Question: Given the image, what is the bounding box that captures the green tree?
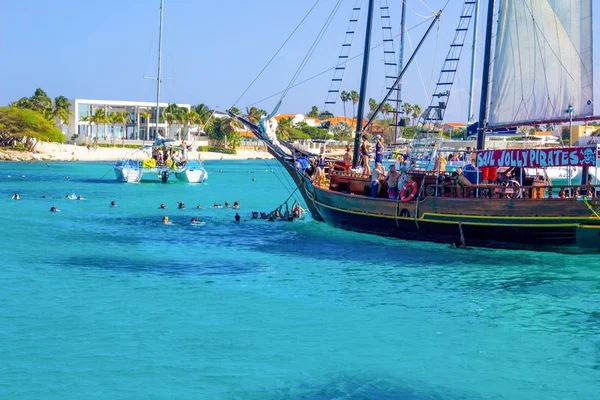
[193,103,212,126]
[113,112,131,146]
[331,121,352,142]
[51,96,73,131]
[229,106,242,116]
[411,104,422,126]
[246,106,266,125]
[307,106,319,118]
[177,107,190,140]
[163,103,180,139]
[140,111,151,142]
[350,90,359,125]
[340,91,350,123]
[0,107,64,149]
[29,88,52,113]
[80,115,91,139]
[402,102,413,125]
[318,110,334,120]
[89,108,108,142]
[367,97,378,119]
[276,117,293,140]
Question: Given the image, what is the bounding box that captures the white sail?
[488,0,593,126]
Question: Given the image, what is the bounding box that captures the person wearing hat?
[374,135,384,169]
[359,135,372,175]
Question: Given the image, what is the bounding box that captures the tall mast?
[352,0,376,169]
[476,0,495,150]
[155,0,164,139]
[394,0,407,145]
[467,0,480,123]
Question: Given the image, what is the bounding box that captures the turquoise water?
[1,161,599,399]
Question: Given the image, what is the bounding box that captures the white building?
[67,99,191,143]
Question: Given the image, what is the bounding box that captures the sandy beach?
[0,142,274,162]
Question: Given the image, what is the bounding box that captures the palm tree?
[193,103,212,127]
[139,111,151,142]
[163,103,180,139]
[188,110,200,140]
[350,90,359,126]
[340,91,350,123]
[246,107,266,125]
[307,106,319,118]
[30,88,52,113]
[112,112,131,146]
[108,113,121,145]
[89,109,108,143]
[411,104,422,126]
[219,117,243,148]
[382,103,394,137]
[276,118,293,140]
[80,115,91,140]
[51,96,73,133]
[402,102,413,125]
[177,107,190,141]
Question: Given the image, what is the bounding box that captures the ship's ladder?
[324,0,364,112]
[407,0,477,169]
[380,0,401,124]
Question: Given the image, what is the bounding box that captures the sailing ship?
[114,0,207,184]
[232,0,600,253]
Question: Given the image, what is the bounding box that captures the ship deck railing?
[427,183,600,200]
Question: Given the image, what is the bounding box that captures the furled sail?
[488,0,593,127]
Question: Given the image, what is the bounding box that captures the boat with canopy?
[231,0,600,252]
[113,0,208,184]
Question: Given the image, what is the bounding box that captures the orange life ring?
[400,181,418,202]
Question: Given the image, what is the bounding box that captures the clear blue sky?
[1,0,598,123]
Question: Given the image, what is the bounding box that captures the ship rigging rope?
[240,18,436,110]
[280,0,345,102]
[230,0,321,109]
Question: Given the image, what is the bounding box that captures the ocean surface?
[0,160,599,400]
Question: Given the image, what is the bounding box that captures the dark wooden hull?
[233,115,600,252]
[299,175,600,253]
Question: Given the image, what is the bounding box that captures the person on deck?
[454,167,473,197]
[315,147,327,186]
[374,135,384,169]
[360,135,372,175]
[370,163,386,197]
[386,164,400,199]
[343,145,352,171]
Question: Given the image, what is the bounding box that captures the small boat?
[114,146,207,184]
[113,0,207,185]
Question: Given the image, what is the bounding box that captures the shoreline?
[0,143,274,162]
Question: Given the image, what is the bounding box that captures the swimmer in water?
[12,193,20,200]
[162,216,171,225]
[225,201,230,208]
[252,211,259,219]
[234,213,241,222]
[252,178,256,182]
[178,201,185,209]
[110,201,116,207]
[42,195,47,199]
[160,203,167,209]
[190,217,205,225]
[50,206,60,212]
[232,201,239,209]
[213,202,222,208]
[76,195,84,200]
[196,204,202,209]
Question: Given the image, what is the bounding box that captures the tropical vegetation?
[0,106,64,149]
[8,88,73,135]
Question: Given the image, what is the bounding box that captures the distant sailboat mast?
[394,0,407,145]
[467,0,479,123]
[155,0,164,140]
